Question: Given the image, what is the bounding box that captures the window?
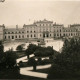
[64,34,65,36]
[19,31,21,33]
[71,33,72,36]
[16,32,17,34]
[40,34,41,37]
[8,36,10,39]
[34,34,36,37]
[50,34,51,36]
[57,34,59,36]
[5,36,6,39]
[12,36,14,39]
[8,32,10,34]
[22,32,24,33]
[15,35,17,38]
[40,24,41,26]
[60,34,61,37]
[31,34,32,37]
[22,35,24,38]
[43,24,44,26]
[12,32,14,34]
[54,34,56,37]
[34,31,35,33]
[27,31,29,33]
[31,31,32,33]
[27,35,29,38]
[19,35,21,38]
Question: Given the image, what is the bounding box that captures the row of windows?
[27,34,36,38]
[54,29,62,32]
[54,34,62,37]
[63,30,77,32]
[38,23,52,26]
[27,31,36,33]
[63,33,79,36]
[5,35,24,39]
[5,31,24,34]
[54,33,79,37]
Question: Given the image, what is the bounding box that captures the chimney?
[16,25,18,29]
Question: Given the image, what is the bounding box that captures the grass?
[0,68,46,80]
[31,68,50,74]
[0,68,21,79]
[16,51,26,58]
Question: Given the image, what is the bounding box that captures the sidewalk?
[20,64,51,79]
[17,56,51,79]
[16,55,34,63]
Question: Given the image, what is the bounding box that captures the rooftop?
[70,24,80,27]
[35,19,53,23]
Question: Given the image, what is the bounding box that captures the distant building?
[0,19,80,41]
[4,25,25,40]
[0,24,5,40]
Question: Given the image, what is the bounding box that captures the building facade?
[0,19,80,41]
[0,24,5,40]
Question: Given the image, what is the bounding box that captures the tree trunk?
[27,55,29,59]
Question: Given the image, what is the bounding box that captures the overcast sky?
[0,0,80,28]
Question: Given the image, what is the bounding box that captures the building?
[0,24,5,40]
[0,19,80,41]
[4,25,25,40]
[23,19,64,39]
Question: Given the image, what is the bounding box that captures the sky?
[0,0,80,28]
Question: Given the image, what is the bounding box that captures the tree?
[16,44,24,51]
[0,41,5,69]
[26,44,39,59]
[5,50,17,68]
[34,46,54,57]
[27,57,37,71]
[0,41,4,53]
[47,38,80,79]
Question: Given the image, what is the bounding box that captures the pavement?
[17,56,51,79]
[20,64,51,79]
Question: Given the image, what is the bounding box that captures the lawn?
[0,68,45,80]
[31,68,50,74]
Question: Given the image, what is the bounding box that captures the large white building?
[0,19,80,41]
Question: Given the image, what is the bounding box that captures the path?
[17,56,51,79]
[20,64,51,79]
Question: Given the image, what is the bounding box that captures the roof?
[5,28,25,32]
[70,24,80,27]
[23,24,37,27]
[53,24,63,26]
[35,19,53,23]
